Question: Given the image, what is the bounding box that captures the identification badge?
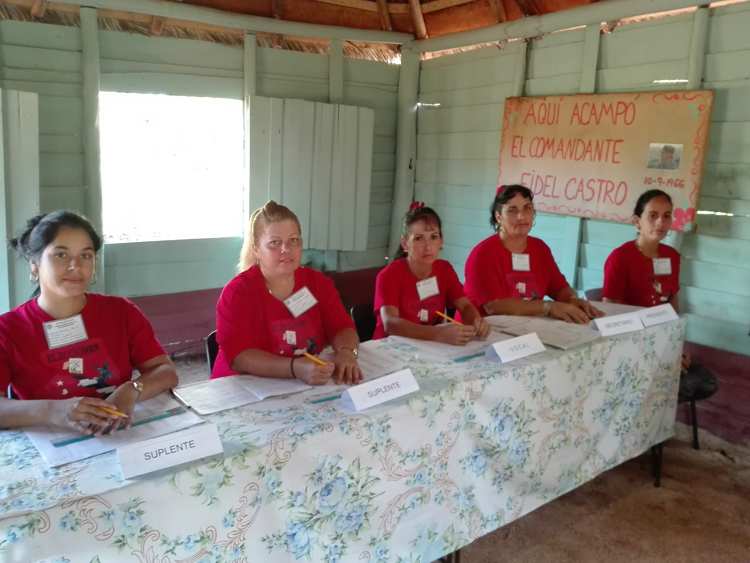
[416,276,440,301]
[283,330,297,346]
[43,314,88,349]
[67,358,84,375]
[653,257,672,276]
[512,253,530,271]
[418,309,429,323]
[515,282,527,296]
[283,287,318,318]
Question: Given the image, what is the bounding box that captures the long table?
[0,319,684,562]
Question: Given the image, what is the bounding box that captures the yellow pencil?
[435,310,462,325]
[96,405,129,419]
[303,352,328,366]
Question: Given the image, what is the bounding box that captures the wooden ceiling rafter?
[487,0,507,22]
[375,0,392,31]
[408,0,428,39]
[29,0,46,17]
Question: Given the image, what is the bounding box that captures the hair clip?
[496,185,506,197]
[409,201,425,212]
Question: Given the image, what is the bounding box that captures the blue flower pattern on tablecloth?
[0,323,685,562]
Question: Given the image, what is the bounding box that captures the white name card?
[487,332,545,363]
[638,303,679,327]
[594,312,644,336]
[118,423,223,479]
[341,368,419,411]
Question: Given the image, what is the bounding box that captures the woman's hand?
[573,298,604,319]
[48,396,124,435]
[473,317,491,339]
[294,357,335,386]
[549,301,591,324]
[105,382,142,431]
[333,349,363,385]
[434,323,477,345]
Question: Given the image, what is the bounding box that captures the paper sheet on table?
[488,316,600,350]
[356,340,407,379]
[589,301,643,316]
[25,394,204,468]
[389,329,512,361]
[174,375,312,414]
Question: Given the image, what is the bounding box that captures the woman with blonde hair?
[212,201,361,385]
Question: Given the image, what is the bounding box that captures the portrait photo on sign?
[646,143,683,170]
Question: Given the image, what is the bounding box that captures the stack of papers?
[389,329,512,362]
[173,340,407,415]
[490,316,600,350]
[173,375,311,415]
[25,394,204,467]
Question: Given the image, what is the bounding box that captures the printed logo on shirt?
[505,272,542,300]
[270,317,322,357]
[41,337,120,397]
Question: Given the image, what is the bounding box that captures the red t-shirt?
[603,240,681,307]
[372,258,465,339]
[0,294,165,400]
[464,235,568,314]
[212,266,354,377]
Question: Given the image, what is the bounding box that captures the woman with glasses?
[0,211,177,431]
[212,200,361,385]
[464,185,602,323]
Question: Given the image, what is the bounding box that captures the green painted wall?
[0,20,397,301]
[416,4,750,356]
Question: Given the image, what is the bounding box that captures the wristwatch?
[337,346,359,358]
[131,379,144,398]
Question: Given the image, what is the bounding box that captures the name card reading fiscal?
[341,368,419,412]
[638,304,679,327]
[594,312,644,336]
[487,332,545,363]
[118,423,223,479]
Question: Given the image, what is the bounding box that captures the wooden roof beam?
[149,15,165,35]
[487,0,508,22]
[408,0,428,39]
[376,0,392,31]
[30,0,47,17]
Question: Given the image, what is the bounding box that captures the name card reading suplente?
[341,368,419,411]
[594,312,644,336]
[118,423,223,479]
[487,332,545,363]
[638,304,679,327]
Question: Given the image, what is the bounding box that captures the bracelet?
[290,356,297,379]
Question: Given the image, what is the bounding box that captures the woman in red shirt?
[464,185,602,323]
[0,211,177,432]
[602,189,717,409]
[603,189,681,308]
[373,203,489,343]
[213,201,361,385]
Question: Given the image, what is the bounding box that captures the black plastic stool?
[678,364,718,450]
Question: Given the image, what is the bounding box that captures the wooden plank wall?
[249,96,374,252]
[416,5,750,356]
[0,20,398,298]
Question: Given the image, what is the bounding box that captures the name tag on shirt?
[416,276,440,301]
[43,314,88,349]
[653,257,672,276]
[512,253,530,272]
[418,309,429,323]
[284,330,297,346]
[284,287,318,318]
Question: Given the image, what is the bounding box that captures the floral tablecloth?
[0,320,684,563]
